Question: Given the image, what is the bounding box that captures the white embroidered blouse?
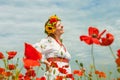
[33,36,71,62]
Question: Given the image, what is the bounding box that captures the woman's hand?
[43,60,51,71]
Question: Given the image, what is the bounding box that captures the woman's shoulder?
[33,37,52,49]
[34,36,55,48]
[40,36,53,44]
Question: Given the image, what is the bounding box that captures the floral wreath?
[45,15,61,35]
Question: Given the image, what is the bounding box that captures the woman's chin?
[61,31,64,34]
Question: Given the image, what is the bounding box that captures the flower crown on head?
[45,15,61,35]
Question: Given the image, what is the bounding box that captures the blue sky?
[0,0,120,74]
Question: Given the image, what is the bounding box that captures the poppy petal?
[73,70,83,76]
[24,43,42,60]
[0,52,4,59]
[117,49,120,58]
[116,58,120,67]
[92,38,100,45]
[80,36,93,45]
[23,58,40,67]
[100,33,114,46]
[89,27,99,36]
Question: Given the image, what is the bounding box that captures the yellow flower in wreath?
[45,25,56,34]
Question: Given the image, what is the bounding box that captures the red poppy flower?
[36,76,46,80]
[25,69,36,77]
[2,71,12,77]
[95,70,99,74]
[58,68,67,74]
[8,64,16,70]
[95,70,106,78]
[73,70,83,76]
[24,75,30,80]
[7,51,17,60]
[99,72,106,78]
[0,52,4,59]
[56,76,64,80]
[23,58,40,67]
[116,58,120,67]
[80,27,106,45]
[0,67,5,74]
[18,73,24,79]
[24,43,42,60]
[117,49,120,58]
[100,33,114,46]
[24,65,31,70]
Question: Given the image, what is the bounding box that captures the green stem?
[108,46,116,59]
[91,44,96,71]
[2,58,7,69]
[108,72,112,80]
[91,45,99,80]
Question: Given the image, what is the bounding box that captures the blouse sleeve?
[33,38,53,62]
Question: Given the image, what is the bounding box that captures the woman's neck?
[51,35,62,44]
[55,35,61,41]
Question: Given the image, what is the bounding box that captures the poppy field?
[0,26,120,80]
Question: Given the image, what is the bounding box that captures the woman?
[34,15,73,80]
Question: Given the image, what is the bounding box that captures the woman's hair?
[44,20,50,35]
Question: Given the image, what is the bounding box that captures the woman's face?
[54,21,64,36]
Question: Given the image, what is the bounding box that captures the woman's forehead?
[56,21,61,26]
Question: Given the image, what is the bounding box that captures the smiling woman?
[33,15,73,80]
